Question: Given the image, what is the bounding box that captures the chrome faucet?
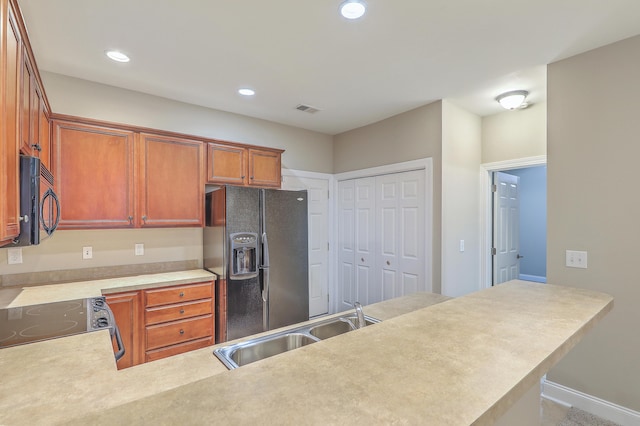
[354,302,366,329]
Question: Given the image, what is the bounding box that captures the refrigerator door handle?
[261,232,270,330]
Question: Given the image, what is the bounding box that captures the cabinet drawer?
[146,314,213,350]
[145,282,213,307]
[145,299,213,325]
[145,337,213,362]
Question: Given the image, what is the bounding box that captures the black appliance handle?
[112,323,126,361]
[40,188,60,236]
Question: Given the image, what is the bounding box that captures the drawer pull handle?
[180,309,185,314]
[179,292,184,297]
[179,329,185,335]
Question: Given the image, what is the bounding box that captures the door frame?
[479,155,546,289]
[334,158,433,314]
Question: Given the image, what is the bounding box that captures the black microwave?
[14,156,60,246]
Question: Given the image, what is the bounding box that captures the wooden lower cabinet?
[104,291,144,370]
[143,281,215,362]
[105,281,215,369]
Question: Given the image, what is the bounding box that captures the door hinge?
[491,247,497,256]
[491,184,497,193]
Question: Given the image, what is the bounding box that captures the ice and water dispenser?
[229,232,258,279]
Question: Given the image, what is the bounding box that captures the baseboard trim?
[541,378,640,425]
[518,274,546,283]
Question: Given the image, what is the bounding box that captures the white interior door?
[338,170,426,308]
[493,171,520,284]
[354,177,376,306]
[338,180,356,311]
[376,171,425,300]
[281,174,330,317]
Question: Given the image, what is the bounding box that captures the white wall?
[441,100,482,297]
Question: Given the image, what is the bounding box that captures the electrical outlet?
[135,243,144,256]
[7,248,23,264]
[82,246,93,260]
[566,250,588,269]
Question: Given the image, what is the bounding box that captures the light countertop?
[0,280,612,425]
[0,269,216,308]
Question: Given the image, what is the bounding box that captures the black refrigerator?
[204,186,309,342]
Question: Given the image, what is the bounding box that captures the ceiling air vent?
[295,104,320,114]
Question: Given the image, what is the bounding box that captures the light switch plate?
[566,250,588,268]
[135,243,144,256]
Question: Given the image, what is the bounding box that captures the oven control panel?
[87,297,115,331]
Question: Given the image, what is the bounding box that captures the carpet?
[559,407,621,426]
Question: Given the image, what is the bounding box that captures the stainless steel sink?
[214,314,380,369]
[308,316,378,340]
[229,333,318,367]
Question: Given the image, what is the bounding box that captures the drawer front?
[145,299,213,325]
[145,337,213,363]
[145,281,213,307]
[146,314,213,350]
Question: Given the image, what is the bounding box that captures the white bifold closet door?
[338,170,425,311]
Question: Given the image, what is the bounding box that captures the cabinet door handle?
[31,144,42,152]
[179,329,185,335]
[179,292,185,297]
[361,258,364,262]
[141,215,147,223]
[250,176,254,180]
[241,175,246,179]
[127,216,133,225]
[180,309,185,314]
[386,260,390,266]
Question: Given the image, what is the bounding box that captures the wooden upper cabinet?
[53,120,136,229]
[19,46,33,155]
[206,143,247,185]
[207,143,282,188]
[247,148,282,188]
[137,133,204,227]
[37,90,51,172]
[0,0,22,245]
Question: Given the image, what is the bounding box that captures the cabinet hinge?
[491,247,497,256]
[491,184,497,193]
[327,242,329,251]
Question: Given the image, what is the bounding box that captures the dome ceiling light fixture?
[496,90,529,110]
[340,0,366,20]
[105,50,130,63]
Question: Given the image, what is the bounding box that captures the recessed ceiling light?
[340,0,366,20]
[105,50,130,63]
[238,88,256,96]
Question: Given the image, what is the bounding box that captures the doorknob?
[517,254,524,259]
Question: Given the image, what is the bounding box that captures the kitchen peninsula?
[0,280,611,425]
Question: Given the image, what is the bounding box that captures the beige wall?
[41,72,334,174]
[546,35,640,411]
[0,73,334,281]
[441,101,482,297]
[0,228,202,276]
[333,102,443,292]
[482,101,547,163]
